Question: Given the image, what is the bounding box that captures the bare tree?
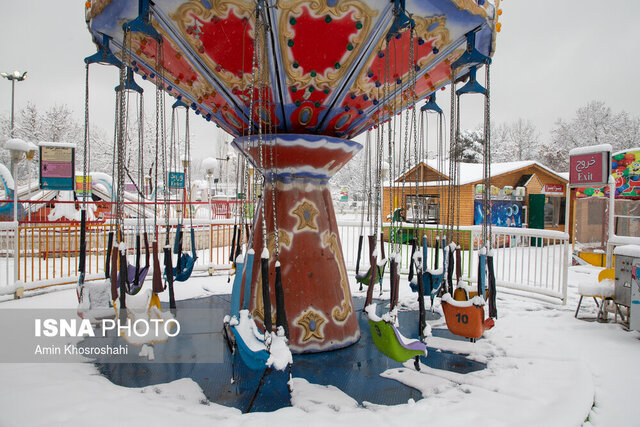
[491,119,539,162]
[538,101,640,171]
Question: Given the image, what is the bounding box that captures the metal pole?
[12,160,19,286]
[606,177,615,268]
[10,79,15,137]
[28,162,31,222]
[564,183,571,235]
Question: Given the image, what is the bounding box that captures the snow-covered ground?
[0,265,638,426]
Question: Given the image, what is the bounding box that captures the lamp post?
[1,70,28,138]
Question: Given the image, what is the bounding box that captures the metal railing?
[338,221,473,277]
[0,218,240,296]
[0,216,569,303]
[337,222,569,303]
[0,199,246,224]
[466,226,570,303]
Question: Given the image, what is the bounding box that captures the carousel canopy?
[86,0,498,139]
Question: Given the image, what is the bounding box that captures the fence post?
[13,222,23,298]
[562,239,569,305]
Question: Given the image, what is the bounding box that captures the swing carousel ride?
[85,0,500,362]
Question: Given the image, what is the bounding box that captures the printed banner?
[474,200,523,228]
[75,176,92,196]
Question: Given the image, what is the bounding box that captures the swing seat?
[356,262,387,286]
[365,305,426,362]
[172,253,197,282]
[453,286,488,301]
[77,279,116,322]
[440,293,494,340]
[229,310,271,371]
[409,269,444,297]
[118,264,150,294]
[167,227,198,282]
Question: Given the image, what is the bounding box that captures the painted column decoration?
[233,134,361,353]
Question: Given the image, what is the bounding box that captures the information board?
[40,146,74,191]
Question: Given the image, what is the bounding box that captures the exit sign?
[569,147,611,187]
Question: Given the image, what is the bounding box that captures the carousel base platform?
[93,295,485,412]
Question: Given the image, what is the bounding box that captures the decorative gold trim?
[278,0,378,88]
[124,30,218,103]
[290,199,320,231]
[352,14,450,100]
[322,231,353,324]
[295,308,327,342]
[384,48,464,114]
[298,106,314,126]
[170,0,266,91]
[87,0,112,20]
[450,0,489,18]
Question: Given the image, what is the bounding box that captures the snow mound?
[290,378,359,413]
[140,378,208,404]
[578,278,614,298]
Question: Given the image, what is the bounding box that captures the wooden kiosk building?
[383,160,570,233]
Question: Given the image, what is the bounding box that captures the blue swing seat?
[165,225,198,282]
[227,250,270,371]
[410,237,448,304]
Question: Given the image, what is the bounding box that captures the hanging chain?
[139,93,146,231]
[484,64,492,250]
[387,39,396,255]
[360,130,370,235]
[83,64,90,213]
[447,74,456,243]
[455,94,461,238]
[154,39,161,240]
[254,8,268,253]
[185,108,193,229]
[115,29,130,243]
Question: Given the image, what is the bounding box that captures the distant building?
[383,159,570,234]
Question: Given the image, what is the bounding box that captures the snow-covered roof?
[4,138,37,152]
[38,141,76,148]
[389,159,566,187]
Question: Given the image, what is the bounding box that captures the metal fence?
[337,222,569,303]
[0,218,569,303]
[0,219,239,296]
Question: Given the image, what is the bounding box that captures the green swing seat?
[366,306,427,362]
[356,233,387,287]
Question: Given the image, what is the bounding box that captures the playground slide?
[90,185,157,219]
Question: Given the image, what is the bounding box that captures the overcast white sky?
[1,1,639,159]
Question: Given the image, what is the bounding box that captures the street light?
[0,70,28,137]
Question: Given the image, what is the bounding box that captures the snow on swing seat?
[365,304,427,363]
[440,293,493,340]
[77,278,115,323]
[230,310,292,372]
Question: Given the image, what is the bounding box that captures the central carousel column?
[232,134,361,353]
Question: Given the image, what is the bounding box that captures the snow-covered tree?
[490,119,540,163]
[455,128,483,163]
[538,101,640,171]
[42,104,82,144]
